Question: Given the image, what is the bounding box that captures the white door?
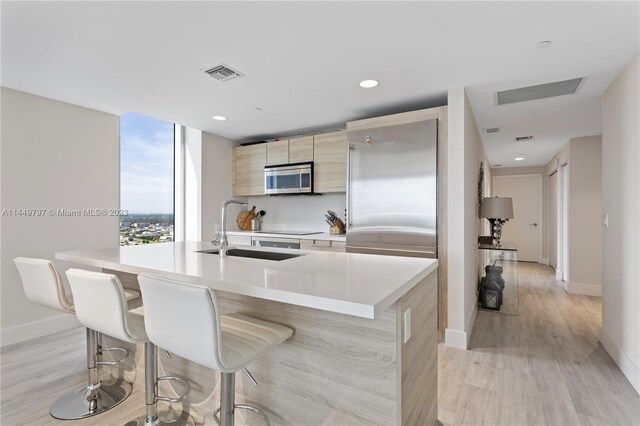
[549,172,558,269]
[561,164,570,282]
[493,174,542,262]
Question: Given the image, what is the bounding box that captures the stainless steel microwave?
[264,162,313,195]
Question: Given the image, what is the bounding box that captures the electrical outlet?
[403,309,412,343]
[604,214,609,228]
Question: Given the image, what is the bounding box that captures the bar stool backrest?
[14,257,74,313]
[138,274,225,372]
[66,268,138,343]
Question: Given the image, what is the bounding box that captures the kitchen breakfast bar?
[56,241,438,426]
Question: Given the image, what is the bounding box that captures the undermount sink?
[197,248,303,261]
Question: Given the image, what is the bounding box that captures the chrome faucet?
[217,199,248,258]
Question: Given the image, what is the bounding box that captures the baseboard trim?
[566,281,602,297]
[0,314,80,348]
[444,304,478,350]
[600,326,640,394]
[541,257,549,265]
[444,328,467,349]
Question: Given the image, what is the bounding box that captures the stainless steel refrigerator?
[346,119,438,258]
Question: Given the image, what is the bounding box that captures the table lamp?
[480,197,514,246]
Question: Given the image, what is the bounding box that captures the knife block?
[329,226,345,235]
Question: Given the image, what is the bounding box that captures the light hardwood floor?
[2,263,638,426]
[439,262,639,426]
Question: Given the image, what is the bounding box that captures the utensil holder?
[251,219,261,231]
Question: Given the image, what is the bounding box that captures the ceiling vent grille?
[203,64,242,82]
[485,127,500,134]
[514,136,534,142]
[496,77,584,105]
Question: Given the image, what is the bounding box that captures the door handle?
[530,223,538,227]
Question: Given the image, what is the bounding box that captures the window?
[119,113,174,245]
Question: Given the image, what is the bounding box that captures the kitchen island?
[56,241,438,425]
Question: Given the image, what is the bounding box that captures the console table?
[478,242,518,315]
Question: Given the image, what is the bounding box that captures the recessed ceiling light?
[536,40,552,48]
[253,107,262,111]
[515,157,525,161]
[212,115,227,121]
[359,79,379,88]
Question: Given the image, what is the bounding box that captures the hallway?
[439,262,639,425]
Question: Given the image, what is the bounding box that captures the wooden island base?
[102,268,438,426]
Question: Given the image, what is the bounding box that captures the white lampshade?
[481,197,514,219]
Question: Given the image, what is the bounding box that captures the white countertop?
[56,241,437,319]
[226,230,346,242]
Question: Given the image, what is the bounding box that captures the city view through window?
[119,113,174,245]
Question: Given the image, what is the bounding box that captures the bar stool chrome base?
[124,409,196,426]
[213,404,270,426]
[50,328,133,420]
[125,343,193,426]
[213,372,270,426]
[50,380,132,420]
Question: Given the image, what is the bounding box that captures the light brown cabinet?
[233,132,347,196]
[233,144,266,196]
[288,136,314,163]
[313,131,347,193]
[266,140,289,165]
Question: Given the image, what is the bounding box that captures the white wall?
[179,126,239,242]
[1,87,119,345]
[246,194,346,232]
[445,87,490,350]
[202,131,238,239]
[600,53,639,393]
[184,127,203,241]
[568,136,602,295]
[546,136,603,296]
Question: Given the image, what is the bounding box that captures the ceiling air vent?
[203,64,243,82]
[514,136,534,142]
[496,77,584,105]
[485,127,500,134]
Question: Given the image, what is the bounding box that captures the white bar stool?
[137,274,293,426]
[65,268,190,426]
[13,257,138,419]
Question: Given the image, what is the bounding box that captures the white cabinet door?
[227,236,252,246]
[300,239,346,252]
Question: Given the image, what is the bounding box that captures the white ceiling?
[2,2,638,167]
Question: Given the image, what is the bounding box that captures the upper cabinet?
[266,136,313,165]
[234,144,266,196]
[313,131,347,193]
[232,132,347,196]
[289,136,314,163]
[266,140,289,165]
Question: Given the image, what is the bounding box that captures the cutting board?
[236,206,257,230]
